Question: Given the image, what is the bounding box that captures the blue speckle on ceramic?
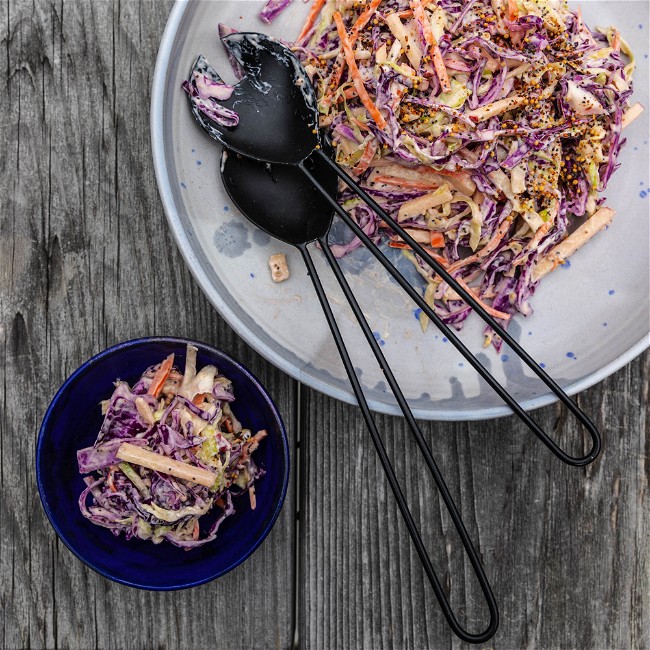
[36,337,290,591]
[213,221,251,258]
[252,229,271,246]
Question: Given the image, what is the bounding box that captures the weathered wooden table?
[1,2,648,648]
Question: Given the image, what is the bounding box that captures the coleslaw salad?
[77,344,267,549]
[276,0,645,348]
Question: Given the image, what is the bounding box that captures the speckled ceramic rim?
[150,0,649,422]
[36,335,290,590]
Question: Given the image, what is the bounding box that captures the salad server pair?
[185,31,601,643]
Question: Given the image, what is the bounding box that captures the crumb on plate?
[269,253,289,283]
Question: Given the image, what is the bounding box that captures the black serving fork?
[185,31,601,468]
[182,32,604,644]
[221,150,499,643]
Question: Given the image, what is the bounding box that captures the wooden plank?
[300,353,649,648]
[0,2,295,649]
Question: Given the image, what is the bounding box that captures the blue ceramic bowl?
[36,337,289,590]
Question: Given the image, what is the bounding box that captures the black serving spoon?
[186,32,601,468]
[221,150,499,643]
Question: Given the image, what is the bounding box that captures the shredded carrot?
[327,78,361,108]
[430,231,445,248]
[354,140,378,174]
[507,0,518,21]
[147,353,174,399]
[428,251,448,266]
[328,85,359,108]
[430,44,451,93]
[611,28,620,52]
[296,0,328,44]
[389,241,415,250]
[410,0,451,92]
[448,254,477,274]
[325,0,383,107]
[249,486,257,510]
[107,467,117,493]
[453,276,511,320]
[240,430,269,462]
[334,12,387,129]
[350,0,383,41]
[332,86,360,104]
[447,216,513,274]
[396,0,432,18]
[321,62,345,108]
[389,241,447,260]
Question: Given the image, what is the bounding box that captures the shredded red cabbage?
[294,0,641,348]
[77,345,267,549]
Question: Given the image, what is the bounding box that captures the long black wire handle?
[299,242,499,644]
[302,154,601,467]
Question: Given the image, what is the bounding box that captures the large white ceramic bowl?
[151,0,650,420]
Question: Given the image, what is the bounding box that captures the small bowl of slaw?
[36,336,290,590]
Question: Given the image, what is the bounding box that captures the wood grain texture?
[300,351,649,649]
[0,2,295,649]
